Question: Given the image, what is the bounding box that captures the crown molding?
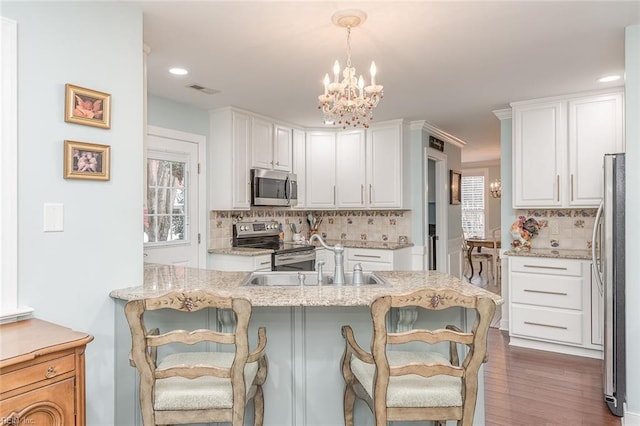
[492,108,512,120]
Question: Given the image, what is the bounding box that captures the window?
[144,154,188,244]
[461,170,487,239]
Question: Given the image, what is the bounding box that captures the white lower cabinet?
[345,247,413,272]
[209,253,272,272]
[508,256,602,358]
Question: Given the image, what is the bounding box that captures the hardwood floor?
[484,329,621,426]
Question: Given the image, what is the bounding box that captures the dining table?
[465,238,501,278]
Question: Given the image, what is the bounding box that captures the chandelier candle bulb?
[334,60,340,83]
[370,61,376,85]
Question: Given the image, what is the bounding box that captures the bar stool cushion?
[154,352,260,410]
[350,350,462,408]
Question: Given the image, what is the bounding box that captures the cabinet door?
[233,111,252,209]
[251,117,274,170]
[568,92,624,206]
[306,132,336,208]
[512,101,565,207]
[367,123,403,208]
[336,130,366,208]
[274,125,293,172]
[0,378,75,426]
[292,129,306,208]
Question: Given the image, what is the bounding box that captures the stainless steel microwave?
[251,168,298,207]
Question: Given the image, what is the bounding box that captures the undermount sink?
[240,271,387,287]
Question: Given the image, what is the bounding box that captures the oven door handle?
[274,251,316,266]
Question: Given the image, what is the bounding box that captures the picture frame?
[450,169,461,205]
[64,84,111,129]
[63,140,111,181]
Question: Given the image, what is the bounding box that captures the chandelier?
[490,179,502,198]
[318,10,383,129]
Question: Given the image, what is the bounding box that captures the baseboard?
[509,336,603,359]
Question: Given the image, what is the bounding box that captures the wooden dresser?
[0,319,93,426]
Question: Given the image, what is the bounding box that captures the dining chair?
[340,288,496,426]
[125,290,268,426]
[462,236,494,281]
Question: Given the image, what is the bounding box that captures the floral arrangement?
[509,216,542,248]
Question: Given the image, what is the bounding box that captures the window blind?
[461,175,485,239]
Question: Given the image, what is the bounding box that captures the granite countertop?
[109,263,502,307]
[208,240,414,255]
[504,248,591,260]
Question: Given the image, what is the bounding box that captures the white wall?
[624,24,640,422]
[2,3,143,425]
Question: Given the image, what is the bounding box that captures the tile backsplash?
[209,209,412,249]
[512,209,597,250]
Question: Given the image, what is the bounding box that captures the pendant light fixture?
[317,9,383,129]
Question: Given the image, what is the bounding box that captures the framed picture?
[64,84,111,129]
[450,170,461,205]
[64,140,111,181]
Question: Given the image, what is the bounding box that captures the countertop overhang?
[503,248,591,260]
[109,263,502,307]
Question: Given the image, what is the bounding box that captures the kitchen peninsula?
[110,263,501,425]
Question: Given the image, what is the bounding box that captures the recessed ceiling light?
[598,75,621,83]
[169,67,188,76]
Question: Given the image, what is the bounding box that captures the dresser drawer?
[0,354,75,394]
[511,273,583,309]
[511,305,583,345]
[510,257,583,276]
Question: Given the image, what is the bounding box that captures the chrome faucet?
[309,234,345,285]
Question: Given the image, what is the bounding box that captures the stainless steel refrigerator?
[592,153,625,417]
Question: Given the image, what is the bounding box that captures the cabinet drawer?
[511,305,583,345]
[347,248,393,264]
[511,274,582,309]
[510,257,583,276]
[1,354,75,394]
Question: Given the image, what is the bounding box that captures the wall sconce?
[490,179,501,198]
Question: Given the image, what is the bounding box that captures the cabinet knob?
[45,366,57,378]
[276,161,280,166]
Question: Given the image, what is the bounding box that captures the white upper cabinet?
[336,130,366,208]
[512,100,565,207]
[305,131,336,208]
[366,122,405,208]
[210,108,252,210]
[512,90,624,208]
[251,118,293,172]
[251,117,274,170]
[274,124,293,171]
[305,121,407,210]
[292,129,306,208]
[568,92,624,206]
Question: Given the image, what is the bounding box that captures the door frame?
[424,147,448,273]
[147,125,207,268]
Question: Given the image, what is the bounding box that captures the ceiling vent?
[187,84,219,95]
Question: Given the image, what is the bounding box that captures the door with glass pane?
[144,135,199,267]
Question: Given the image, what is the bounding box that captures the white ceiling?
[135,1,639,163]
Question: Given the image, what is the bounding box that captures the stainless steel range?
[233,220,316,271]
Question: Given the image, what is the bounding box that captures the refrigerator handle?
[592,201,604,295]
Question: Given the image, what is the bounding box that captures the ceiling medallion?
[317,9,383,129]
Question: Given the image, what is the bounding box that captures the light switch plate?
[44,203,64,232]
[550,221,560,235]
